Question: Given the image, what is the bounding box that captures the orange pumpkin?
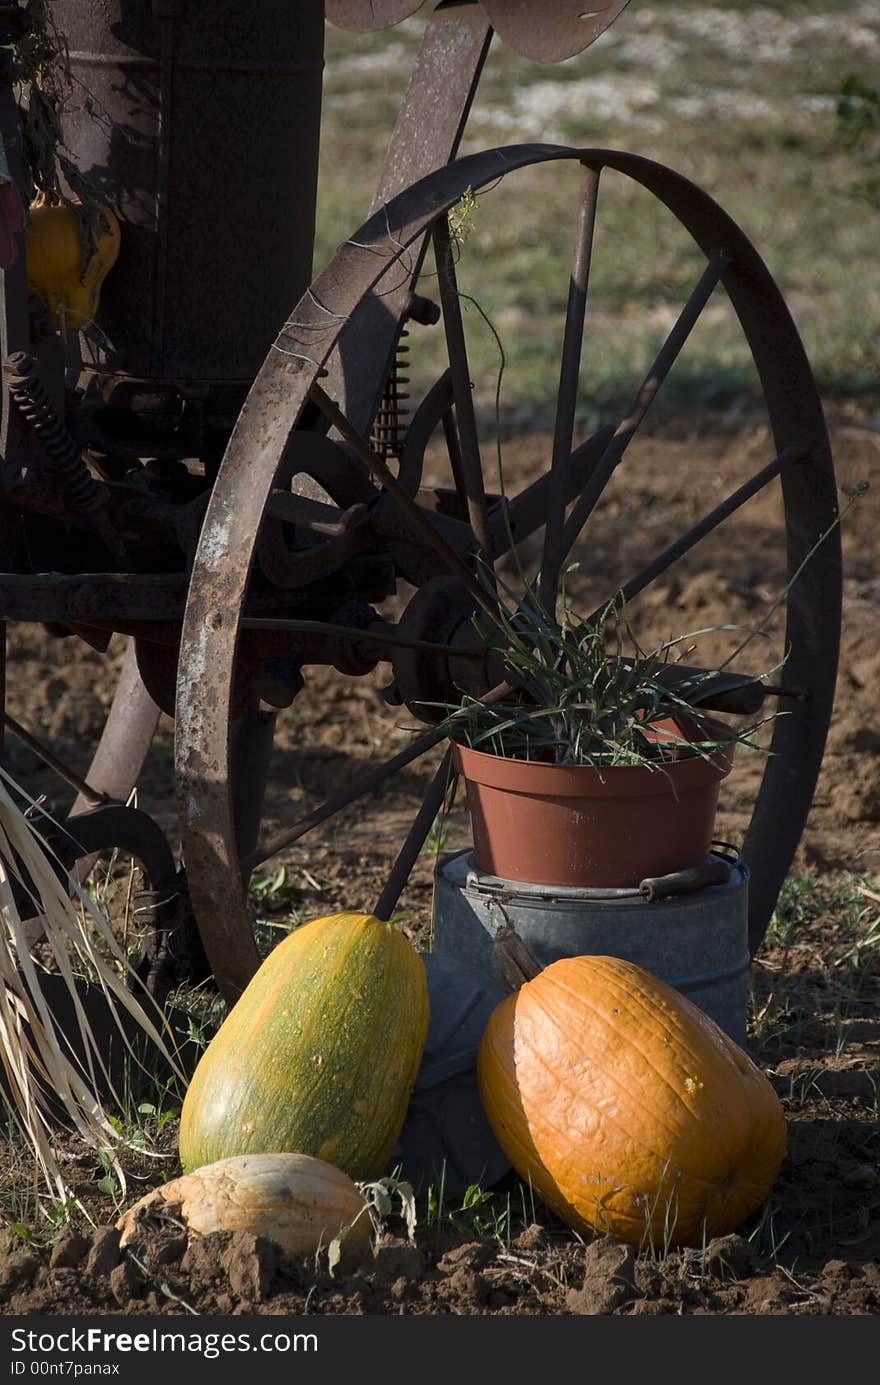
[477,954,786,1248]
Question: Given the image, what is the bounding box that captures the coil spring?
[370,328,410,464]
[5,350,104,512]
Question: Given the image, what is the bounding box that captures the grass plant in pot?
[445,573,775,891]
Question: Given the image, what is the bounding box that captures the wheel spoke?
[432,216,494,569]
[584,446,800,624]
[244,680,513,874]
[243,725,448,874]
[488,425,615,558]
[3,713,109,807]
[539,162,601,608]
[374,748,454,921]
[561,251,730,557]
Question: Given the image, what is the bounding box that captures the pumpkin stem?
[491,924,544,993]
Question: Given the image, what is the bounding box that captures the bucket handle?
[639,853,732,902]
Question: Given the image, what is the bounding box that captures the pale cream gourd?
[116,1152,374,1259]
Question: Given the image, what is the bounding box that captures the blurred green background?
[315,0,879,429]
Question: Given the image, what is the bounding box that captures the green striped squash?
[178,912,429,1179]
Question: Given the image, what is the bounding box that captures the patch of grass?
[4,1196,79,1254]
[764,867,879,965]
[749,867,879,1052]
[246,864,306,958]
[423,1170,540,1246]
[318,3,880,427]
[163,979,226,1054]
[248,863,300,913]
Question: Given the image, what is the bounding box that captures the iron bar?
[71,641,161,819]
[244,681,512,875]
[561,251,730,556]
[539,162,601,609]
[319,3,493,436]
[239,616,484,662]
[589,446,801,622]
[0,573,187,624]
[487,425,615,557]
[3,712,109,806]
[374,748,454,922]
[432,216,494,570]
[309,382,504,630]
[441,404,467,503]
[397,370,455,496]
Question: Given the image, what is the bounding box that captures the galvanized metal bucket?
[392,953,511,1197]
[432,847,751,1047]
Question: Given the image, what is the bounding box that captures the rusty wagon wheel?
[174,145,841,1005]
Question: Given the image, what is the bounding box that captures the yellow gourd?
[178,912,430,1181]
[24,200,121,331]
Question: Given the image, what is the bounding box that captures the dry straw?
[0,769,184,1209]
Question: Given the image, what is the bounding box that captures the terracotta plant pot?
[452,720,735,889]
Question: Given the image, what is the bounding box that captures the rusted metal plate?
[326,1,425,30]
[326,1,631,60]
[54,0,324,401]
[482,1,631,61]
[318,3,492,439]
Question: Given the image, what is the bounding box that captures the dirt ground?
[1,400,878,1317]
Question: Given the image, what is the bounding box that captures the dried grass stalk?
[0,769,185,1207]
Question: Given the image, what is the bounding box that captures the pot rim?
[451,734,734,799]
